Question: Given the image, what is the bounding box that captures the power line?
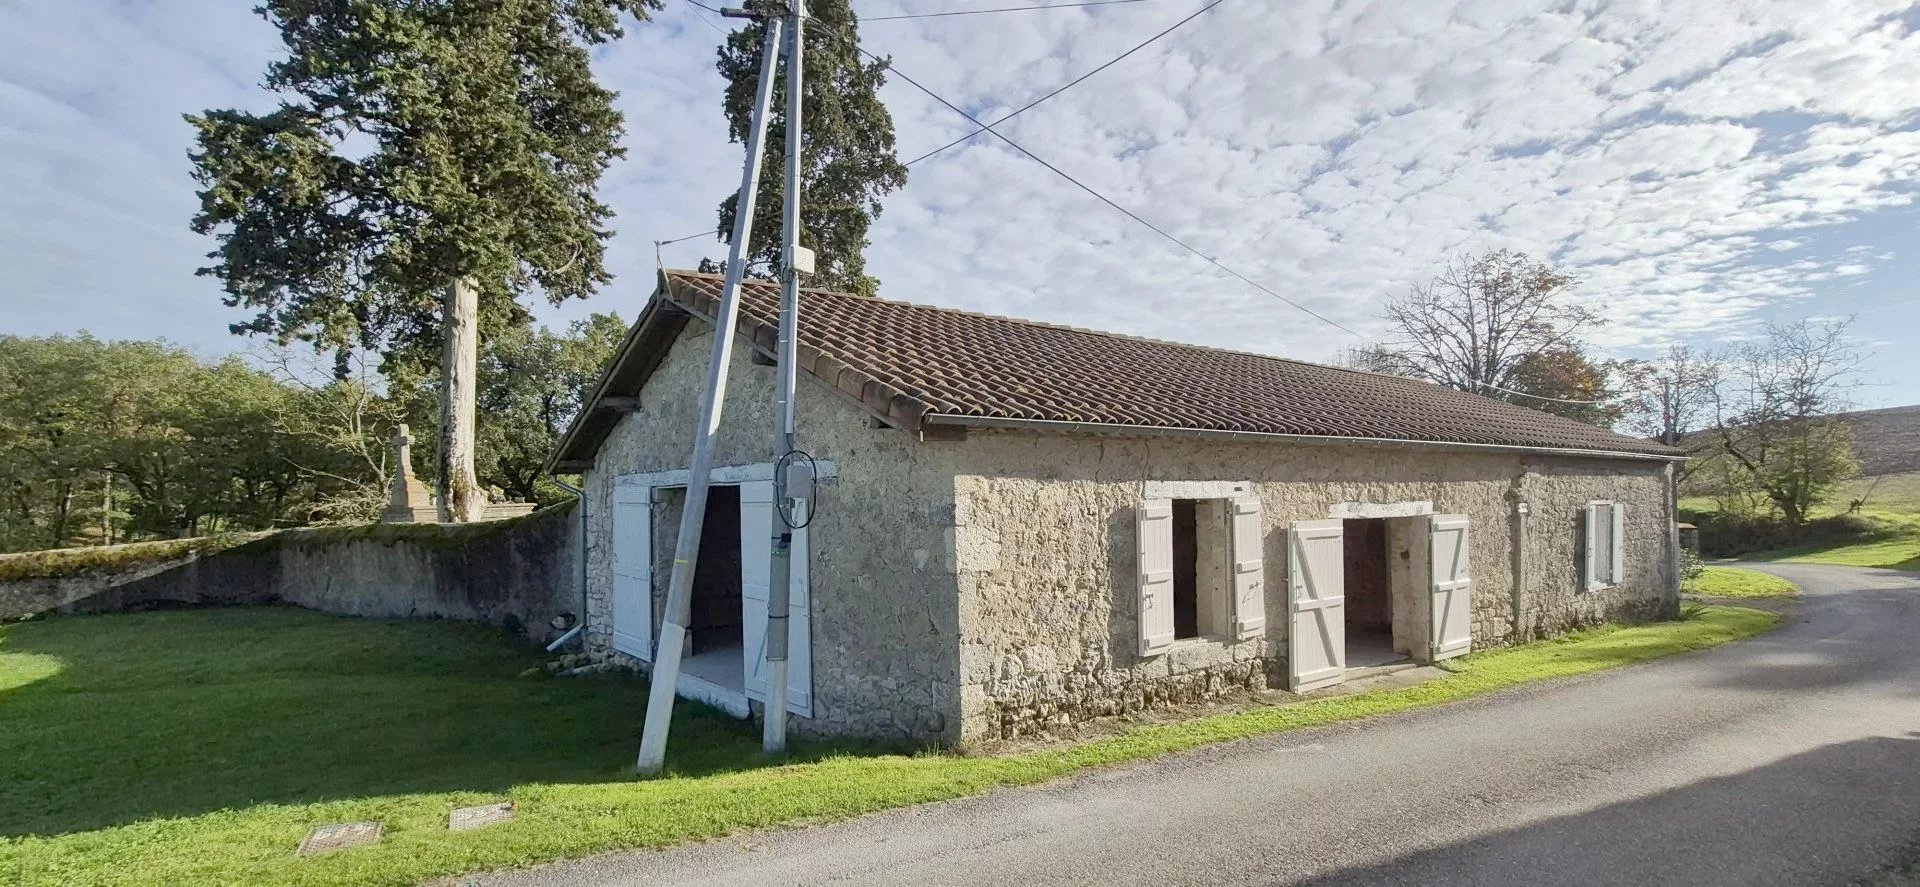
[656,228,715,247]
[904,0,1224,166]
[866,1,1153,21]
[844,37,1364,338]
[683,0,1359,339]
[1475,380,1611,405]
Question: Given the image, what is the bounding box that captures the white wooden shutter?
[1137,499,1176,656]
[1229,497,1266,640]
[611,486,653,661]
[1583,503,1602,591]
[1287,519,1346,692]
[1428,514,1473,661]
[740,480,812,716]
[1610,502,1627,591]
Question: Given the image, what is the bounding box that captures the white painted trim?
[615,460,838,489]
[1330,500,1433,519]
[676,672,750,719]
[1141,480,1252,500]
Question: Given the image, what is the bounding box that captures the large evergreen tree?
[186,0,656,520]
[713,0,906,296]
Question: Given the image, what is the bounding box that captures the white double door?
[1286,514,1474,692]
[610,478,813,717]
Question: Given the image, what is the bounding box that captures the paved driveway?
[467,563,1920,887]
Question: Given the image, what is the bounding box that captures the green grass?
[1761,535,1920,571]
[1686,566,1800,599]
[0,605,1779,887]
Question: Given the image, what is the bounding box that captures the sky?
[2,0,1917,408]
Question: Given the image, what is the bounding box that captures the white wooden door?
[1229,498,1266,640]
[740,480,813,716]
[1288,519,1346,691]
[611,486,653,661]
[1428,513,1473,661]
[1136,499,1176,657]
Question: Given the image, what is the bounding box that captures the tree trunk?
[438,277,486,523]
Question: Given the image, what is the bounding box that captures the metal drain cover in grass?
[298,821,382,856]
[449,802,517,831]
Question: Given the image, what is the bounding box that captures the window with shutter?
[1137,500,1176,656]
[1584,501,1623,591]
[1229,498,1265,640]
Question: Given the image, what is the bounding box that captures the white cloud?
[2,0,1919,382]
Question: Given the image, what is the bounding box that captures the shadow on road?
[1306,733,1920,887]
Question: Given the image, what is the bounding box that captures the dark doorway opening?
[687,485,743,660]
[1172,498,1200,639]
[1343,517,1403,667]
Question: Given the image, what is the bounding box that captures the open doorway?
[1342,518,1401,667]
[1342,516,1429,669]
[658,485,745,693]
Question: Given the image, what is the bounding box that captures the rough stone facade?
[580,314,1678,748]
[945,432,1677,743]
[581,323,965,744]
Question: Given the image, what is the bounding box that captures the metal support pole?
[635,17,785,776]
[763,0,805,756]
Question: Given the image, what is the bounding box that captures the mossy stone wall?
[0,505,581,644]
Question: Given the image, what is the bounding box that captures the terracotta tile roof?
[548,270,1679,470]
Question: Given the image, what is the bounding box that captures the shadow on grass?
[0,606,881,839]
[1308,734,1920,886]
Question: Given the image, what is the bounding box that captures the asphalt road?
[467,563,1920,887]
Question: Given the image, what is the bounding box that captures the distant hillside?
[1843,405,1920,476]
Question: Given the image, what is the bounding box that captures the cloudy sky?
[3,0,1917,407]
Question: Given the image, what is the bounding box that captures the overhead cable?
[905,0,1225,165]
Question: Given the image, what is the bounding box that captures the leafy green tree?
[394,313,624,504]
[1706,319,1864,525]
[1503,347,1628,427]
[713,0,907,295]
[186,0,657,521]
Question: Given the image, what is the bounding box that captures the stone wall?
[582,319,965,744]
[945,431,1677,742]
[0,507,583,645]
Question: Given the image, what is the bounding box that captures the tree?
[712,0,907,296]
[1620,344,1721,447]
[1705,319,1864,525]
[1502,347,1627,427]
[393,313,624,505]
[1366,250,1608,419]
[0,335,375,551]
[253,345,405,524]
[186,0,657,521]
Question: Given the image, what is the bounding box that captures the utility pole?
[763,0,807,755]
[635,11,785,777]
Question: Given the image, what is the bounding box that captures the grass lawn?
[1683,472,1920,571]
[1,604,1778,887]
[1686,565,1800,599]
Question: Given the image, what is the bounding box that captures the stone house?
[548,269,1683,746]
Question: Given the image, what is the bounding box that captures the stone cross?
[391,424,413,467]
[384,423,433,521]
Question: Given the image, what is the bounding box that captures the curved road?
[469,564,1920,887]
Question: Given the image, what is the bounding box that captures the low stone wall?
[0,504,582,645]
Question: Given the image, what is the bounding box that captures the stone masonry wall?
[947,431,1676,742]
[0,507,581,645]
[581,318,965,744]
